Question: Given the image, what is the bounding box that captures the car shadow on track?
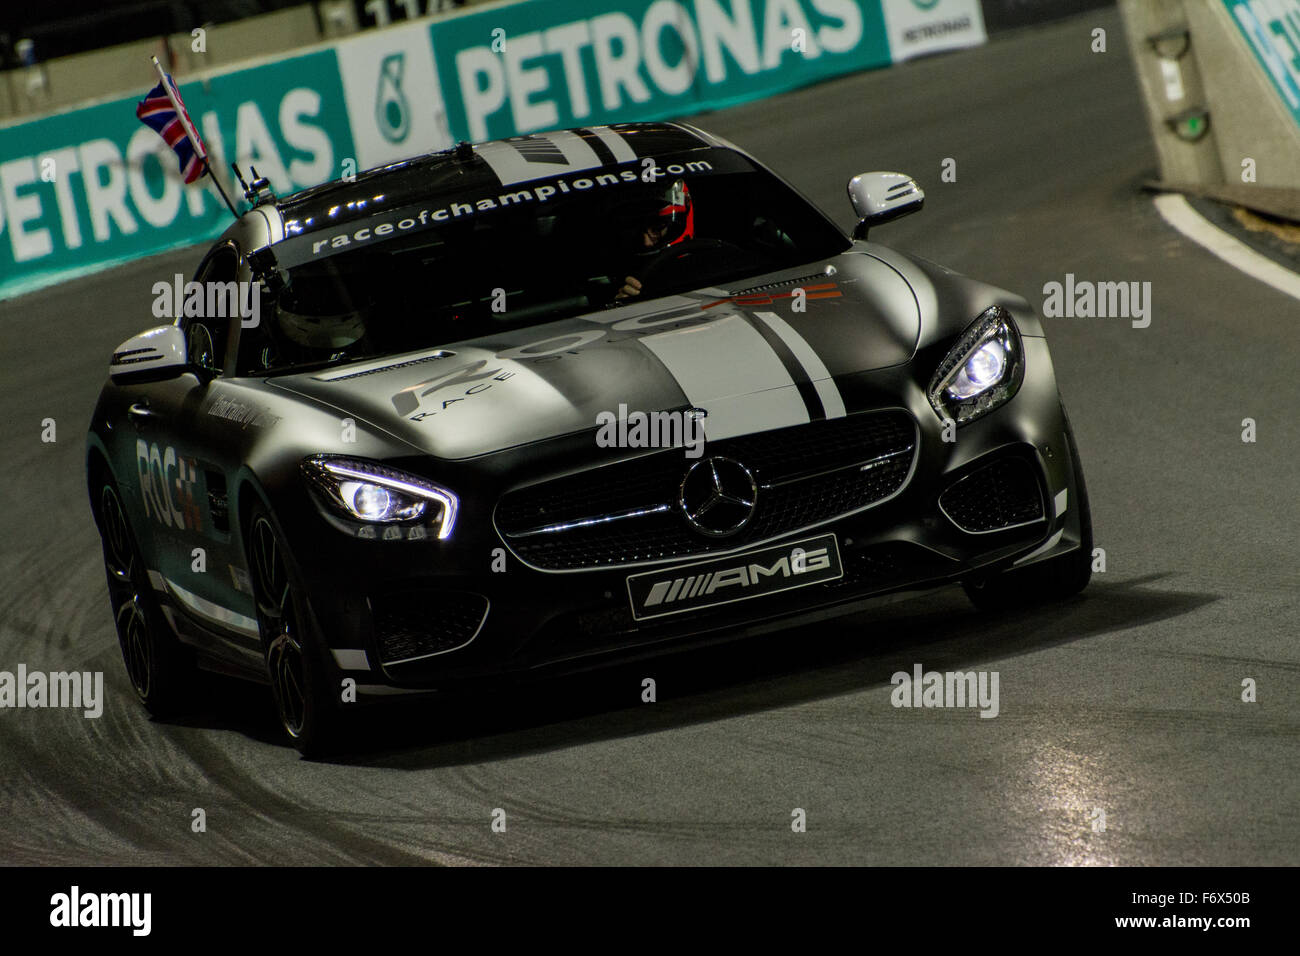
[154,573,1215,763]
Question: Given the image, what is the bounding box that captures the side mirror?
[109,325,188,383]
[847,172,925,239]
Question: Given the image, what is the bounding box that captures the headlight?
[302,456,458,539]
[927,306,1024,425]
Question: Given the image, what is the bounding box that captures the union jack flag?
[135,70,207,184]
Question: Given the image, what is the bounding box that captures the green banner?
[430,0,890,142]
[0,50,353,300]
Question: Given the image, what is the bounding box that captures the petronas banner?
[429,0,893,142]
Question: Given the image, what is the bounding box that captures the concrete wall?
[1119,0,1300,193]
[1184,0,1300,190]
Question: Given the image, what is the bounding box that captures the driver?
[266,274,371,368]
[613,178,694,301]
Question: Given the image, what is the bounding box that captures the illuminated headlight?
[927,306,1024,425]
[302,457,458,539]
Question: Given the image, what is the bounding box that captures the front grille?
[370,591,488,664]
[938,457,1044,534]
[496,411,917,571]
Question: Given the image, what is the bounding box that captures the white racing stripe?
[163,577,260,637]
[357,684,438,697]
[1154,194,1300,302]
[641,314,810,440]
[331,649,372,671]
[586,125,638,163]
[752,310,847,418]
[1014,529,1064,566]
[475,130,602,186]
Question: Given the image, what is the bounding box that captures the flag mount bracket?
[232,163,275,207]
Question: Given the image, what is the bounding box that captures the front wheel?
[96,478,196,716]
[963,407,1093,611]
[246,504,344,757]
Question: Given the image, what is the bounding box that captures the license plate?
[626,533,842,621]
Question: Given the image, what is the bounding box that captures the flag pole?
[149,55,238,219]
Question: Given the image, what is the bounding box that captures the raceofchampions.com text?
[306,161,713,257]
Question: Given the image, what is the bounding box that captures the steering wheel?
[630,238,743,296]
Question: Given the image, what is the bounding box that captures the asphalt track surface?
[1,8,1297,866]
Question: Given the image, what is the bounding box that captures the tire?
[246,502,343,757]
[962,407,1093,611]
[95,476,196,717]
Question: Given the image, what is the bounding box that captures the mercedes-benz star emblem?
[679,456,758,537]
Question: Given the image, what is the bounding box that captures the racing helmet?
[276,305,366,350]
[273,272,369,351]
[617,178,694,254]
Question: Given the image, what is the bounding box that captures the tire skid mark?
[169,729,465,865]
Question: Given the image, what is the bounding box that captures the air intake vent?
[939,458,1045,534]
[317,350,455,381]
[370,590,488,664]
[733,270,832,296]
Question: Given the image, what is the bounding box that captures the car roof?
[270,122,734,241]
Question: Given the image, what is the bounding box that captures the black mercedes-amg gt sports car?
[87,122,1091,754]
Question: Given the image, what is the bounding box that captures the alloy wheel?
[100,485,152,699]
[251,516,307,738]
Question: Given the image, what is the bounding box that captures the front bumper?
[285,337,1085,693]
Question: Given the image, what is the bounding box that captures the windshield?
[239,156,849,375]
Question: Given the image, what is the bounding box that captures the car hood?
[267,251,919,460]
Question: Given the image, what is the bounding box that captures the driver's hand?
[614,276,642,301]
